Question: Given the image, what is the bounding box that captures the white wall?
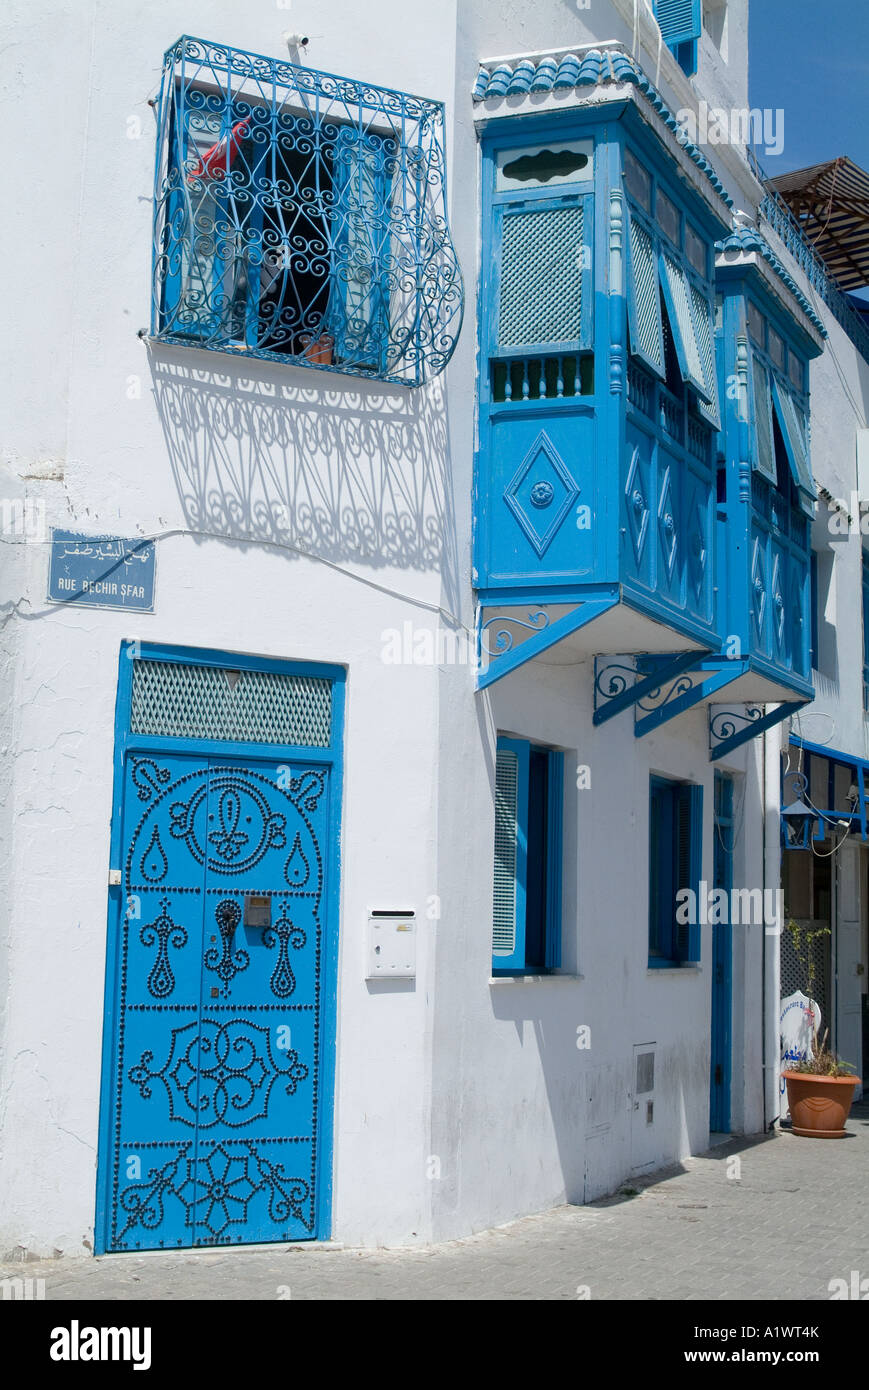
[0,0,783,1258]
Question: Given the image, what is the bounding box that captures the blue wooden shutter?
[675,783,703,963]
[544,751,564,969]
[659,252,713,403]
[688,281,720,429]
[770,375,817,514]
[493,738,529,970]
[626,214,666,378]
[750,353,777,484]
[653,0,702,48]
[649,777,672,961]
[326,129,391,371]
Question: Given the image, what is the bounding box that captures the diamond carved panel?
[625,446,649,569]
[771,553,786,653]
[686,489,707,605]
[657,466,678,582]
[504,431,580,559]
[751,538,766,639]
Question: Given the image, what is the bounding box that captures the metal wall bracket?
[477,595,618,690]
[710,699,805,761]
[592,650,707,726]
[633,658,749,738]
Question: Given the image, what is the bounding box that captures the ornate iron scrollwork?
[151,35,463,385]
[480,609,550,657]
[709,705,763,754]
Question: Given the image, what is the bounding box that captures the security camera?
[284,32,309,49]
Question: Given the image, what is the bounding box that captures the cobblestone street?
[4,1104,868,1301]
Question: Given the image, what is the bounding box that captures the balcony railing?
[749,150,869,366]
[151,35,463,385]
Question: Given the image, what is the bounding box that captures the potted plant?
[299,331,334,365]
[782,1030,861,1139]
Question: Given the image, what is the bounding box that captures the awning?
[768,157,869,292]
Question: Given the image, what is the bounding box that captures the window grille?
[130,658,333,746]
[151,36,463,385]
[498,205,589,349]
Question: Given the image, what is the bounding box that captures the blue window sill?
[647,960,701,973]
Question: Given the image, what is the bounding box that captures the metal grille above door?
[130,659,332,747]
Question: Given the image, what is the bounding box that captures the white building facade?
[1,0,866,1259]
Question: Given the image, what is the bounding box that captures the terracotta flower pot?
[299,332,334,365]
[782,1071,861,1138]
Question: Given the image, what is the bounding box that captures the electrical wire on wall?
[0,524,475,638]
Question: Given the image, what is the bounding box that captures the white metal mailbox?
[366,910,416,980]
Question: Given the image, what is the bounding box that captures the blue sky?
[749,0,869,179]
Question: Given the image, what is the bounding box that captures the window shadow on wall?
[149,346,460,614]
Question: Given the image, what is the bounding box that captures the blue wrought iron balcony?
[472,47,823,760]
[150,36,463,385]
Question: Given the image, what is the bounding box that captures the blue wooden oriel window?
[152,35,463,385]
[493,737,564,974]
[649,775,703,966]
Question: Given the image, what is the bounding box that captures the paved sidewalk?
[3,1106,868,1300]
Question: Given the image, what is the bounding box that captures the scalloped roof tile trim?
[716,228,827,337]
[473,49,733,209]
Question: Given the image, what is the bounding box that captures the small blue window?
[652,0,702,76]
[649,776,703,966]
[493,737,564,974]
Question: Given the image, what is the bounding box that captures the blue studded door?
[97,651,343,1253]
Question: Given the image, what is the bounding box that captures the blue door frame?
[709,770,733,1132]
[95,642,345,1252]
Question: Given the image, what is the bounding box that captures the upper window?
[685,223,707,277]
[624,149,651,212]
[747,299,765,347]
[492,737,564,975]
[653,0,702,77]
[649,776,703,967]
[656,189,681,248]
[768,326,785,371]
[151,35,462,385]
